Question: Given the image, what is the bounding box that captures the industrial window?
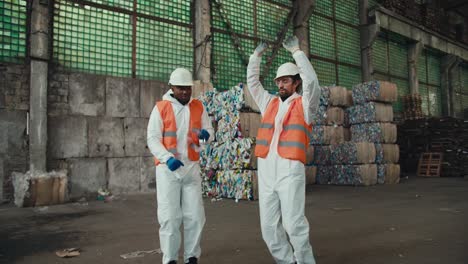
[309,0,362,89]
[418,49,443,117]
[371,31,410,113]
[453,64,468,118]
[211,0,293,91]
[0,0,27,63]
[53,0,193,81]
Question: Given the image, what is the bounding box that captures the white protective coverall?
[247,50,320,264]
[147,89,214,264]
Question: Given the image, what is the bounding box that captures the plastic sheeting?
[347,102,394,124]
[319,86,353,106]
[352,81,398,104]
[350,123,397,143]
[312,106,345,125]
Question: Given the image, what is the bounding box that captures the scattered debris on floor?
[55,248,80,258]
[120,248,162,259]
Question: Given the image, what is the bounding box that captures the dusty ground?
[1,176,467,264]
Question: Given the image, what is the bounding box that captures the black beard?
[280,93,291,101]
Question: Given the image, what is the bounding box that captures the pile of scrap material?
[198,85,257,200]
[398,117,468,177]
[310,81,400,186]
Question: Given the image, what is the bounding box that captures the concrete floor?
[1,177,467,264]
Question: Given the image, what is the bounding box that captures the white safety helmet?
[168,68,194,86]
[274,62,299,81]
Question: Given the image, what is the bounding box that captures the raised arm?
[246,42,275,115]
[283,36,320,125]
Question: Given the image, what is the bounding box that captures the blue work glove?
[198,129,210,141]
[166,157,184,171]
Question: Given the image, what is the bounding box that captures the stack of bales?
[198,85,257,201]
[347,81,400,184]
[310,86,354,185]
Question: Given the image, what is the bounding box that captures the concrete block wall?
[47,71,169,199]
[0,63,29,201]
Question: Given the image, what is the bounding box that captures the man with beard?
[147,68,213,264]
[246,36,320,264]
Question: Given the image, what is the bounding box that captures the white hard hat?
[168,68,193,86]
[274,62,299,80]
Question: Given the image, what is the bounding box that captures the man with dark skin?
[147,68,214,264]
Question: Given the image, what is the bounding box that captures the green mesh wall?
[417,52,427,83]
[315,0,333,17]
[335,0,359,25]
[374,73,390,81]
[338,65,361,89]
[88,0,133,11]
[310,15,335,60]
[391,78,409,112]
[426,52,441,85]
[313,60,337,86]
[0,0,27,63]
[54,1,133,76]
[138,0,191,24]
[388,37,408,78]
[336,23,360,65]
[372,36,388,73]
[461,65,468,93]
[136,17,193,80]
[53,0,193,81]
[419,83,429,116]
[368,0,379,9]
[462,94,468,118]
[427,86,442,116]
[212,32,254,89]
[211,0,293,90]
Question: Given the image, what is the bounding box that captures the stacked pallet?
[402,94,424,120]
[198,85,258,200]
[348,81,400,184]
[398,117,468,177]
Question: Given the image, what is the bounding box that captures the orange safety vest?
[255,97,312,164]
[153,99,204,165]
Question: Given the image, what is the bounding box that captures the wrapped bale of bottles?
[198,85,258,200]
[349,81,400,184]
[316,164,378,186]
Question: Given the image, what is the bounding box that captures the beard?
[279,89,292,101]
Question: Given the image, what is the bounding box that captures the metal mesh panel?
[257,1,292,40]
[368,0,379,9]
[417,51,427,83]
[138,0,191,24]
[391,78,409,113]
[427,85,442,116]
[212,32,254,89]
[212,0,254,36]
[270,0,292,6]
[53,1,133,76]
[0,0,27,63]
[310,15,335,60]
[87,0,133,11]
[338,65,361,89]
[313,59,336,86]
[426,52,441,85]
[388,39,408,78]
[314,0,333,17]
[336,23,360,65]
[335,0,359,25]
[372,36,388,73]
[419,83,429,116]
[136,17,193,80]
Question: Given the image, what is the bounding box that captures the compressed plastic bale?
[350,123,397,143]
[316,166,331,184]
[377,164,400,184]
[375,144,400,163]
[313,145,332,165]
[329,164,377,186]
[344,90,353,107]
[329,142,376,164]
[239,112,261,138]
[343,127,351,141]
[208,170,257,200]
[352,81,398,104]
[310,125,345,145]
[242,84,261,112]
[306,145,314,165]
[347,102,394,124]
[200,138,255,170]
[305,166,317,185]
[312,106,345,126]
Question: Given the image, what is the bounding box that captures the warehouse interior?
[1,0,468,263]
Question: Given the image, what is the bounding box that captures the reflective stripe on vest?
[254,97,311,164]
[153,99,204,165]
